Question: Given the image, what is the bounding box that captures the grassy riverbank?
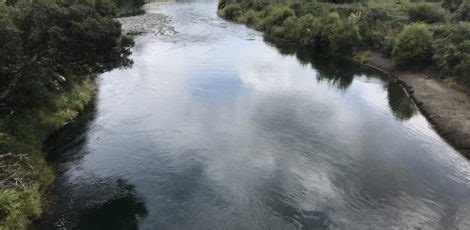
[0,77,95,229]
[217,0,470,90]
[0,0,143,227]
[218,0,470,156]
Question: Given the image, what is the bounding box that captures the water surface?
[42,1,470,229]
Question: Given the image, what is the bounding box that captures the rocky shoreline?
[362,52,470,157]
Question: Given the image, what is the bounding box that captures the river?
[40,1,470,229]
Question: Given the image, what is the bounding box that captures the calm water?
[41,1,470,229]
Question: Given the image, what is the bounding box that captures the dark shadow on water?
[44,99,98,169]
[264,37,359,90]
[39,177,148,230]
[75,179,148,230]
[387,82,417,120]
[41,99,149,229]
[263,36,417,120]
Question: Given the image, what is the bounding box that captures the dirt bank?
[362,52,470,157]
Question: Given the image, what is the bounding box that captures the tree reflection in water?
[76,179,148,230]
[264,36,417,120]
[41,102,148,229]
[387,82,417,120]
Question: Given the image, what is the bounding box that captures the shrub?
[245,10,260,26]
[392,23,434,65]
[453,0,470,21]
[442,0,464,11]
[291,14,322,46]
[0,13,22,96]
[222,4,242,21]
[359,8,393,51]
[326,14,362,54]
[290,2,330,17]
[281,16,297,40]
[263,6,294,29]
[433,23,470,86]
[407,3,447,23]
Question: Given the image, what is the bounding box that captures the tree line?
[0,0,145,113]
[218,0,470,88]
[0,0,144,228]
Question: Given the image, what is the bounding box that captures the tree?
[0,0,134,110]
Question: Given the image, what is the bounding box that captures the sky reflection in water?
[41,1,470,229]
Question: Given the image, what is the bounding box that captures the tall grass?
[0,77,96,229]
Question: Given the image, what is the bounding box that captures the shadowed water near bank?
[40,1,470,229]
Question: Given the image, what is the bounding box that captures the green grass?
[0,76,96,229]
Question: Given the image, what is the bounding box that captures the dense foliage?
[453,0,470,21]
[392,23,433,65]
[0,0,134,111]
[432,23,470,86]
[0,0,142,228]
[218,0,470,88]
[407,3,447,23]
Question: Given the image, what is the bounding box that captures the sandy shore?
[363,52,470,157]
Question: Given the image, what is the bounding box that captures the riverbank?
[0,77,96,229]
[0,0,145,226]
[358,51,470,156]
[217,0,470,157]
[37,1,470,228]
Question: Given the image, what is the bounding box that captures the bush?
[290,2,330,17]
[281,16,297,39]
[281,12,361,54]
[290,14,322,46]
[433,23,470,86]
[442,0,464,11]
[359,8,393,51]
[453,0,470,21]
[328,15,361,54]
[222,4,242,20]
[407,3,447,23]
[245,10,260,26]
[0,12,22,98]
[392,23,433,65]
[263,6,294,29]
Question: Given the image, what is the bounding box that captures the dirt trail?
[365,52,470,157]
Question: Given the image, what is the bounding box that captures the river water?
[41,1,470,229]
